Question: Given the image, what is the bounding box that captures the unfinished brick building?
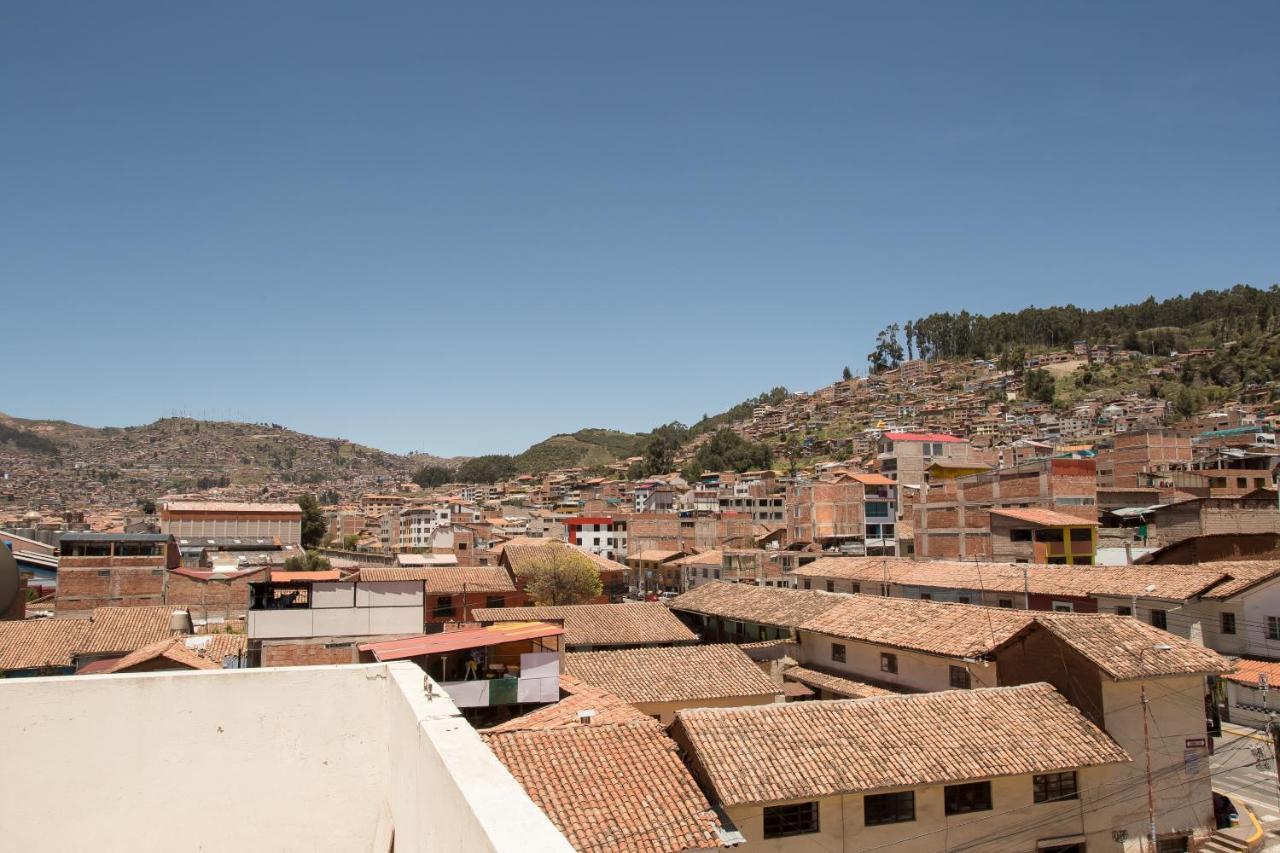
[915,458,1098,561]
[55,533,181,615]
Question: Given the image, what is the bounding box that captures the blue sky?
[3,3,1278,457]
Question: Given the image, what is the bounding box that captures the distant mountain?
[0,414,457,507]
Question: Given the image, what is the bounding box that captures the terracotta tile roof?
[483,675,651,733]
[1195,562,1280,599]
[628,549,684,563]
[848,473,895,486]
[565,644,781,705]
[782,665,897,699]
[192,632,249,662]
[670,582,846,629]
[671,683,1129,807]
[359,565,516,593]
[1029,614,1232,680]
[503,541,629,575]
[85,637,223,674]
[795,557,1228,601]
[80,606,184,655]
[989,507,1100,527]
[883,431,966,443]
[800,595,1036,658]
[0,618,91,670]
[470,603,695,647]
[484,719,722,852]
[672,550,723,568]
[163,501,301,514]
[1222,658,1280,688]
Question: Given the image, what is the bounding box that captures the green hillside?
[513,429,648,474]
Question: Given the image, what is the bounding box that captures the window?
[1033,771,1078,804]
[998,599,1013,608]
[866,501,890,518]
[762,802,819,839]
[1069,528,1092,541]
[880,652,898,674]
[944,781,992,815]
[758,625,767,641]
[958,596,970,605]
[1238,477,1249,489]
[1268,616,1280,641]
[802,579,811,590]
[1116,605,1132,616]
[864,791,915,826]
[1221,613,1237,635]
[1155,836,1189,853]
[851,582,861,594]
[96,570,111,577]
[1009,528,1033,542]
[949,665,971,689]
[826,581,835,593]
[1151,609,1168,630]
[1052,601,1074,613]
[432,595,455,619]
[485,596,505,609]
[832,643,847,663]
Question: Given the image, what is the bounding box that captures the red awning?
[358,622,564,661]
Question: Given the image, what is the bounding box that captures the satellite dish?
[0,543,19,616]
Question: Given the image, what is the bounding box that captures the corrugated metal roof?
[358,621,563,660]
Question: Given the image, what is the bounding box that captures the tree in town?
[456,454,518,484]
[297,494,327,549]
[412,464,454,488]
[517,545,603,605]
[283,550,331,572]
[842,365,853,381]
[1024,368,1056,404]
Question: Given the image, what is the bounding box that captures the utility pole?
[1022,563,1030,610]
[1141,685,1158,852]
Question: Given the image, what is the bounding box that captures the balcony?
[248,579,425,640]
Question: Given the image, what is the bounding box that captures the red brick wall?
[55,567,167,614]
[165,572,257,611]
[260,640,359,667]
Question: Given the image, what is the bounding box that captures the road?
[1213,723,1280,845]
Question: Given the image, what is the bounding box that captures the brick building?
[915,458,1097,560]
[787,473,898,555]
[55,533,180,615]
[1094,428,1192,488]
[160,501,304,547]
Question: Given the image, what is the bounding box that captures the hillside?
[0,414,453,510]
[513,428,648,474]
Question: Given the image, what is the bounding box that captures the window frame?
[943,781,992,816]
[949,665,971,689]
[1033,771,1078,804]
[863,791,915,827]
[880,652,898,674]
[1221,612,1236,636]
[831,643,847,663]
[762,801,820,839]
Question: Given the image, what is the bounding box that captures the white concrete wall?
[0,662,571,853]
[249,605,423,639]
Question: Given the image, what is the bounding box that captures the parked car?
[1213,792,1239,829]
